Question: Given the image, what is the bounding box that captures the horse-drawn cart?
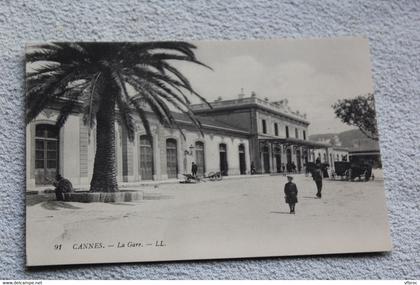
[180,171,223,183]
[205,171,223,181]
[332,161,373,181]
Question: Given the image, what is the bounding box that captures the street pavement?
[26,174,391,266]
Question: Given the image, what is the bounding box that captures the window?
[274,123,279,136]
[262,119,267,134]
[303,130,306,140]
[34,124,59,185]
[285,126,289,138]
[295,128,299,139]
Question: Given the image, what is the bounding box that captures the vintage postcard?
[25,37,391,266]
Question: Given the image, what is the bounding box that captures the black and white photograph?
[25,37,392,266]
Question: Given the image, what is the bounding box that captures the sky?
[172,37,374,135]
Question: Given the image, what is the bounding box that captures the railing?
[191,96,308,121]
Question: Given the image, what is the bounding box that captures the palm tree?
[26,42,211,192]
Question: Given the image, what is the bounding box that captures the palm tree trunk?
[90,87,119,192]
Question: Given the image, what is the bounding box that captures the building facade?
[26,94,349,190]
[191,94,333,174]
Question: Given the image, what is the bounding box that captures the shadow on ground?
[26,192,173,209]
[26,195,82,210]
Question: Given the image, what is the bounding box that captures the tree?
[26,42,211,192]
[332,93,378,141]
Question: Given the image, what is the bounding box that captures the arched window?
[139,135,154,180]
[219,143,228,176]
[166,138,178,179]
[34,124,59,185]
[195,141,205,177]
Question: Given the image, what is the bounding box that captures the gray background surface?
[0,0,419,279]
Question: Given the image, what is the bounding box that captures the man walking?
[312,164,323,198]
[284,176,298,214]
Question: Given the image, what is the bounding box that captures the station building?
[26,92,348,190]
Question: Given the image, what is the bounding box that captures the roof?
[191,96,310,125]
[332,146,350,151]
[349,146,381,153]
[171,112,250,136]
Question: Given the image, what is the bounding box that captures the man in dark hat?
[284,176,298,214]
[312,163,323,198]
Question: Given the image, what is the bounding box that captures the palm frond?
[124,76,173,127]
[130,99,153,141]
[113,71,136,141]
[26,43,88,65]
[55,89,82,128]
[26,69,84,123]
[81,72,102,129]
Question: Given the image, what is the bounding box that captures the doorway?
[274,144,282,173]
[219,144,228,176]
[195,141,205,177]
[262,145,270,173]
[166,139,178,178]
[238,144,246,175]
[140,135,154,180]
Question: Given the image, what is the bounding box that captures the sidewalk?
[27,173,284,194]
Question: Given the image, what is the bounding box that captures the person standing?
[284,176,298,214]
[191,162,198,178]
[312,164,323,198]
[250,161,256,174]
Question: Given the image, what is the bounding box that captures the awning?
[258,137,331,149]
[349,150,380,156]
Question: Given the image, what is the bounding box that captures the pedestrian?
[286,162,291,173]
[250,161,256,175]
[291,161,297,173]
[53,174,73,201]
[191,162,198,178]
[312,164,323,198]
[284,175,298,214]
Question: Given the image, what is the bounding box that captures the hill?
[309,129,379,151]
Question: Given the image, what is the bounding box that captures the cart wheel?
[208,172,215,181]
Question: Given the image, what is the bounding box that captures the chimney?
[238,88,245,99]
